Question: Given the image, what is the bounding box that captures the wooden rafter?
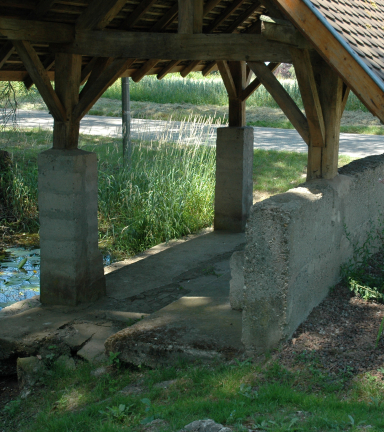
[76,0,127,31]
[120,0,157,30]
[225,2,264,34]
[29,0,57,19]
[151,4,178,32]
[74,58,135,121]
[202,61,217,76]
[12,40,66,122]
[131,58,160,82]
[258,0,285,19]
[0,42,15,69]
[248,60,309,145]
[205,0,247,33]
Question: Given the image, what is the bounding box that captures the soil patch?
[273,282,384,383]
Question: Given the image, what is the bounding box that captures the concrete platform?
[0,230,245,375]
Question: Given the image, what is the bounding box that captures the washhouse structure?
[1,0,384,356]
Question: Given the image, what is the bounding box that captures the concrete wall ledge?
[241,154,384,355]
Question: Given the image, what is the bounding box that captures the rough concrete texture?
[38,148,105,306]
[105,232,246,367]
[1,230,244,375]
[229,251,245,311]
[214,127,254,232]
[242,154,384,355]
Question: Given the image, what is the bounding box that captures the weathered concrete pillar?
[38,149,106,306]
[214,127,254,232]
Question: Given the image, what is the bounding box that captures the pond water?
[0,248,113,310]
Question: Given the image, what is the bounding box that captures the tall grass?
[0,120,216,258]
[102,73,368,112]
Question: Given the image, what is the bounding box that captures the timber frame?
[1,0,384,178]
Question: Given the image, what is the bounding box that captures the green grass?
[2,356,384,431]
[0,129,356,258]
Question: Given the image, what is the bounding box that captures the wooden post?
[121,76,131,163]
[178,0,203,34]
[228,61,246,126]
[53,53,82,149]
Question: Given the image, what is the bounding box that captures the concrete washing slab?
[0,229,245,375]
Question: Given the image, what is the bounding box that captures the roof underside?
[0,0,268,79]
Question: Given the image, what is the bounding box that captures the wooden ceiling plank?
[217,60,237,99]
[240,62,279,101]
[150,4,178,32]
[290,47,325,147]
[248,60,309,145]
[29,0,57,19]
[76,0,128,31]
[12,40,66,122]
[205,0,247,33]
[226,2,264,34]
[0,42,15,69]
[131,58,160,82]
[24,53,54,89]
[120,0,157,30]
[74,58,134,121]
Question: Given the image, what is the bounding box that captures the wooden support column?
[53,53,82,149]
[292,49,344,180]
[228,61,246,126]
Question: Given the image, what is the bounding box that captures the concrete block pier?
[214,127,254,232]
[38,149,106,306]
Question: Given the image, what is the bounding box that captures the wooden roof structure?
[1,0,384,179]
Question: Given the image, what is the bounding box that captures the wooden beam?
[0,17,74,43]
[261,19,311,49]
[0,42,15,69]
[341,83,351,114]
[131,58,160,82]
[56,32,293,63]
[24,54,54,89]
[120,0,157,30]
[12,40,66,122]
[290,48,325,147]
[29,0,57,18]
[217,61,237,99]
[248,60,309,145]
[157,60,182,80]
[74,58,134,121]
[178,0,203,34]
[240,62,279,102]
[274,0,384,124]
[76,0,127,31]
[53,53,82,149]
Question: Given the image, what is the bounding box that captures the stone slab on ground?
[1,230,245,375]
[105,296,244,368]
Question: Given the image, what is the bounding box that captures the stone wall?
[241,154,384,355]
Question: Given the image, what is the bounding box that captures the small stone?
[55,355,76,371]
[91,366,108,377]
[17,356,47,397]
[180,419,232,432]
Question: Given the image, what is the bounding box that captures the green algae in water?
[0,247,40,310]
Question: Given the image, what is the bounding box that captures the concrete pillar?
[38,149,106,306]
[214,127,254,232]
